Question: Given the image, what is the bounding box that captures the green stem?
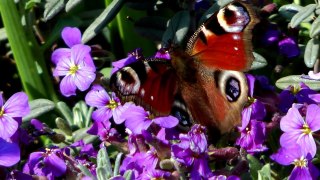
[0,0,58,101]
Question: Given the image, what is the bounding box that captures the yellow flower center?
[107,100,118,110]
[302,123,312,135]
[69,65,79,75]
[291,85,300,95]
[148,113,155,120]
[0,107,4,117]
[293,157,307,167]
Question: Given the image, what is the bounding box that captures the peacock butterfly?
[109,1,259,135]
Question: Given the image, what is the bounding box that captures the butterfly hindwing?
[110,59,178,116]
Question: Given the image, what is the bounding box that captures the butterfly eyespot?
[217,3,250,33]
[225,77,241,102]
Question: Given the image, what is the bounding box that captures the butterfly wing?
[171,1,257,133]
[186,1,259,71]
[110,59,178,116]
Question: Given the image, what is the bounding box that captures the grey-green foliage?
[281,3,320,68]
[78,147,127,180]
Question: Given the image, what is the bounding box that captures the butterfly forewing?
[186,1,259,71]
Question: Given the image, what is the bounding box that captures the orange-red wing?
[110,59,178,116]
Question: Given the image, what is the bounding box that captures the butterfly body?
[110,1,259,134]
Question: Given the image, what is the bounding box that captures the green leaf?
[113,153,123,176]
[25,0,41,10]
[278,4,302,20]
[162,11,190,46]
[250,52,268,70]
[97,147,113,178]
[23,99,55,122]
[100,67,112,78]
[73,127,90,141]
[78,164,96,180]
[65,0,82,12]
[304,38,320,68]
[276,75,320,90]
[57,101,74,125]
[96,166,108,180]
[258,164,271,180]
[82,0,126,43]
[123,170,133,180]
[43,0,65,21]
[247,154,263,180]
[310,16,320,38]
[199,0,233,24]
[55,117,73,136]
[290,4,316,28]
[0,28,7,41]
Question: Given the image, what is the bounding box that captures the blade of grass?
[0,0,58,101]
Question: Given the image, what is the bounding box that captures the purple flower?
[0,138,20,167]
[236,107,267,153]
[85,85,132,124]
[0,92,29,139]
[261,24,281,46]
[123,105,178,134]
[245,74,266,120]
[141,168,171,180]
[51,27,92,65]
[271,146,319,180]
[23,147,67,179]
[52,27,96,97]
[171,125,212,179]
[154,48,171,60]
[278,37,300,58]
[278,83,317,113]
[111,48,142,75]
[279,104,320,157]
[87,118,120,142]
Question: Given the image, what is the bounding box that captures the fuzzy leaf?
[247,154,263,180]
[258,164,271,180]
[278,4,302,20]
[65,0,82,12]
[23,99,55,121]
[96,167,108,180]
[290,4,316,28]
[73,127,90,141]
[251,52,268,70]
[0,28,7,41]
[113,153,123,176]
[43,0,65,21]
[162,11,190,47]
[304,38,320,68]
[97,147,112,178]
[55,117,72,136]
[82,0,126,43]
[57,101,73,125]
[124,170,133,180]
[78,164,96,179]
[276,75,320,90]
[310,16,320,38]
